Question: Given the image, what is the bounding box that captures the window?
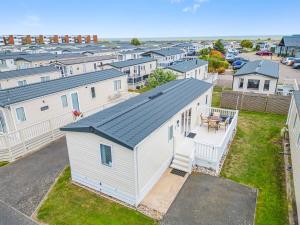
[71,92,80,111]
[205,95,208,105]
[18,80,27,86]
[94,63,97,70]
[16,107,26,122]
[247,79,260,89]
[168,125,173,142]
[100,144,112,167]
[239,78,244,88]
[41,76,50,82]
[90,87,96,98]
[181,112,184,134]
[114,80,121,91]
[293,114,298,128]
[61,95,68,108]
[298,134,300,146]
[263,80,270,91]
[0,111,7,133]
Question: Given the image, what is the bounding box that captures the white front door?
[181,108,192,136]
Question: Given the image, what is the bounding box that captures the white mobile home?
[0,66,61,89]
[109,57,157,89]
[62,78,238,207]
[287,91,300,222]
[52,55,118,76]
[232,60,279,94]
[141,48,185,68]
[0,69,127,133]
[166,59,208,80]
[117,49,146,61]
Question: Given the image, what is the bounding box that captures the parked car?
[229,57,248,64]
[290,58,300,66]
[256,51,272,56]
[233,60,247,70]
[286,57,297,66]
[225,54,236,62]
[293,63,300,69]
[281,57,294,64]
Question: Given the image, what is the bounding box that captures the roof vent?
[148,92,163,100]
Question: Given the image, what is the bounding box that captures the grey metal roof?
[61,78,212,150]
[234,60,279,79]
[54,55,117,65]
[0,68,126,107]
[0,66,60,80]
[279,35,300,47]
[110,57,156,68]
[0,52,29,60]
[142,48,185,57]
[167,59,208,73]
[15,53,82,62]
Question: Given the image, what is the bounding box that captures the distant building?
[141,48,185,68]
[232,60,279,94]
[277,34,300,57]
[109,57,157,89]
[166,59,208,80]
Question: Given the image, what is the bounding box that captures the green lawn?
[37,167,157,225]
[221,111,288,225]
[0,161,9,167]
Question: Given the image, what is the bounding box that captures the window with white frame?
[18,80,27,86]
[114,80,121,91]
[168,125,173,142]
[293,114,298,128]
[61,95,68,108]
[91,87,96,98]
[239,78,244,88]
[205,95,208,105]
[16,107,26,122]
[263,80,270,91]
[100,144,112,167]
[40,76,50,82]
[247,79,260,89]
[297,134,300,146]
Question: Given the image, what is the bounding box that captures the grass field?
[221,111,288,225]
[37,167,157,225]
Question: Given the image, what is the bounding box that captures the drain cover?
[171,168,187,177]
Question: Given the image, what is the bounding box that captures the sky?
[0,0,299,38]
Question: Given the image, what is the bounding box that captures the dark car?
[293,63,300,69]
[256,51,272,56]
[229,57,248,64]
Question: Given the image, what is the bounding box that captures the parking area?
[0,137,69,217]
[160,173,257,225]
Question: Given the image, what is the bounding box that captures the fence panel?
[221,91,291,114]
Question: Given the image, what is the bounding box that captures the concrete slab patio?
[161,173,257,225]
[140,168,188,217]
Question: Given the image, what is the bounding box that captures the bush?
[147,69,176,88]
[130,38,141,46]
[241,40,253,49]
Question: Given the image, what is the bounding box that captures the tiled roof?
[0,68,126,107]
[0,66,59,80]
[110,57,156,68]
[61,78,212,150]
[234,60,279,79]
[167,59,208,73]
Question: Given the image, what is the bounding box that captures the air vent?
[148,92,163,99]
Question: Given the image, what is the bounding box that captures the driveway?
[0,137,69,218]
[161,173,257,225]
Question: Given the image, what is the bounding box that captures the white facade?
[167,64,208,80]
[0,58,17,72]
[64,85,213,206]
[287,94,300,223]
[0,69,61,89]
[143,51,185,68]
[0,75,128,133]
[233,74,278,94]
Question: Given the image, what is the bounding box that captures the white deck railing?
[194,106,239,172]
[0,92,138,162]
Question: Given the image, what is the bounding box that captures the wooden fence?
[220,91,291,114]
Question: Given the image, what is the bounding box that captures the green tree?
[240,40,253,49]
[213,39,225,54]
[255,44,261,51]
[130,38,141,46]
[147,69,176,88]
[198,47,211,57]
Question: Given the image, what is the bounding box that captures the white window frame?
[15,107,27,122]
[61,95,68,108]
[17,80,27,87]
[114,80,121,91]
[70,91,81,111]
[41,76,50,82]
[91,87,96,99]
[100,143,113,167]
[168,125,174,142]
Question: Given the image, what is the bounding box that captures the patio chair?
[208,120,219,132]
[219,117,230,131]
[200,113,209,126]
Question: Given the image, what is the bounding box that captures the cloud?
[182,0,208,13]
[22,15,41,27]
[169,0,184,3]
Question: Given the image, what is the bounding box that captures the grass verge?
[221,111,288,225]
[0,161,9,167]
[37,167,157,225]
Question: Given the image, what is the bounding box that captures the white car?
[285,57,295,66]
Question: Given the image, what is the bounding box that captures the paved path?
[0,137,69,224]
[161,173,257,225]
